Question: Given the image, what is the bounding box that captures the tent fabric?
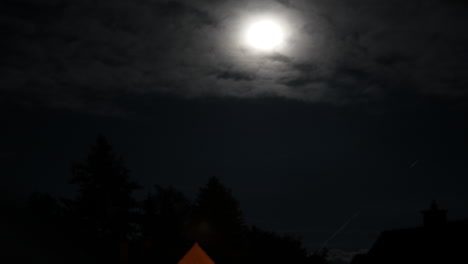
[178,242,215,264]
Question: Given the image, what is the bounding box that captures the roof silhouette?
[351,202,468,264]
[178,242,215,264]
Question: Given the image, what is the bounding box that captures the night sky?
[2,0,468,254]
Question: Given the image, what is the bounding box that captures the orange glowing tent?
[178,242,215,264]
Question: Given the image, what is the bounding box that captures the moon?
[244,19,285,52]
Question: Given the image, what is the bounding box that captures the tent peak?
[178,241,215,264]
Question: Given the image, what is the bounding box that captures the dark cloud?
[215,70,254,81]
[267,53,292,63]
[282,77,321,88]
[375,53,414,67]
[1,0,467,113]
[156,0,218,27]
[275,0,294,8]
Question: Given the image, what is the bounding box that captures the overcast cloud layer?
[2,0,467,113]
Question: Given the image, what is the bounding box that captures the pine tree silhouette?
[69,135,140,242]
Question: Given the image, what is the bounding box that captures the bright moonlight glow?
[245,20,284,51]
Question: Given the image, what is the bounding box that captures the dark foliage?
[140,185,193,263]
[68,135,140,240]
[14,135,328,264]
[190,176,246,264]
[244,226,313,264]
[62,135,141,263]
[28,192,62,220]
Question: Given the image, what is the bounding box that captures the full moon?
[245,19,284,52]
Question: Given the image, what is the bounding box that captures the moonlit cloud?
[1,0,467,113]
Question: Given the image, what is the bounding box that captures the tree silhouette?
[308,248,329,264]
[190,176,245,264]
[245,226,314,264]
[142,185,193,263]
[68,135,140,243]
[29,192,62,221]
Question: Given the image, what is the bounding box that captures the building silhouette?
[351,201,468,264]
